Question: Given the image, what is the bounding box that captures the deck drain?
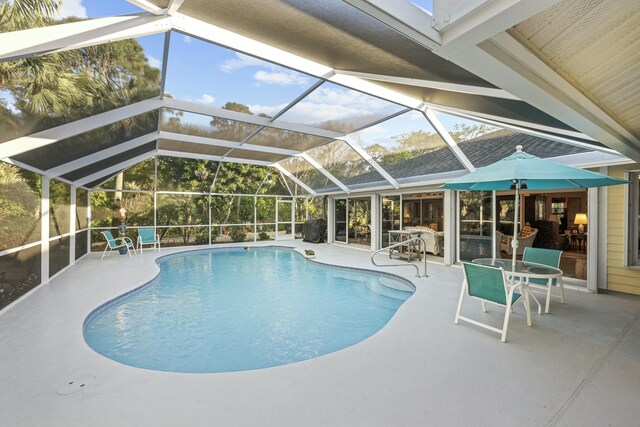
[56,375,96,395]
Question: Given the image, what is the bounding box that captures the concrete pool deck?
[1,242,639,426]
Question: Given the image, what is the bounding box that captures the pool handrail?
[371,237,428,278]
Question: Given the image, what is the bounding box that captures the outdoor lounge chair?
[455,262,531,342]
[137,227,161,252]
[101,231,136,259]
[403,226,441,256]
[501,227,538,255]
[522,247,564,314]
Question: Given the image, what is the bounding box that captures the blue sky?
[32,0,482,139]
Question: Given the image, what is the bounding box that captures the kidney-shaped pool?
[83,247,414,373]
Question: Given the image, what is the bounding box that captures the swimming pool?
[83,247,414,373]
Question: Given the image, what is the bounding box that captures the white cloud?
[183,35,192,44]
[56,0,87,18]
[218,53,265,73]
[308,87,388,112]
[147,55,162,69]
[194,94,216,104]
[247,103,288,117]
[277,101,363,124]
[253,70,308,86]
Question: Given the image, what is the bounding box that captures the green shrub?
[230,227,247,242]
[258,231,270,241]
[194,229,209,245]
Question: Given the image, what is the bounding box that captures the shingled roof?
[317,129,592,192]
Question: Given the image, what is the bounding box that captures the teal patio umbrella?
[442,145,628,268]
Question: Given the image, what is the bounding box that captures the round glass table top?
[472,258,562,278]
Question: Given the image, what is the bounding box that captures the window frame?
[625,171,640,266]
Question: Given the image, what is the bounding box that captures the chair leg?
[454,282,466,325]
[545,279,553,314]
[101,244,109,259]
[558,276,565,304]
[481,300,487,313]
[501,304,511,343]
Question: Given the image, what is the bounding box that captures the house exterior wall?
[607,164,640,295]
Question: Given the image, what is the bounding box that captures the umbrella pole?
[512,181,520,270]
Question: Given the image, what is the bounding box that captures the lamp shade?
[574,213,588,225]
[548,214,560,223]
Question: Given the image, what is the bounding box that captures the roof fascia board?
[46,132,159,178]
[298,153,351,194]
[74,151,156,186]
[334,69,519,100]
[423,108,476,172]
[162,98,343,139]
[0,13,171,62]
[158,131,301,156]
[437,0,562,46]
[473,33,640,159]
[272,164,318,196]
[340,136,400,189]
[0,98,161,159]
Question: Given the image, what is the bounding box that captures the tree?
[449,123,496,143]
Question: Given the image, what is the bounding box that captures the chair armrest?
[119,236,135,246]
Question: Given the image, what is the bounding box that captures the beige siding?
[607,164,640,294]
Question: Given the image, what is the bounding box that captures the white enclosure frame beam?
[334,69,519,100]
[342,0,441,47]
[423,108,476,172]
[436,0,562,46]
[0,99,161,159]
[299,153,351,194]
[343,0,640,162]
[166,0,185,16]
[45,132,159,178]
[69,186,76,265]
[158,131,301,156]
[74,152,156,187]
[0,13,171,62]
[41,177,50,284]
[156,149,272,167]
[163,98,343,140]
[273,164,317,196]
[426,105,622,157]
[474,33,640,161]
[340,136,400,189]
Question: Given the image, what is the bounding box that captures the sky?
[33,0,483,144]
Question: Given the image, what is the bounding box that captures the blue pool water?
[83,247,413,373]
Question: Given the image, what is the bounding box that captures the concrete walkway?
[1,242,639,426]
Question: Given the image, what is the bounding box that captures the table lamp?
[574,213,587,234]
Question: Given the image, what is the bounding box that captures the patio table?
[472,258,563,315]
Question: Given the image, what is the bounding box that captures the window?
[628,171,640,266]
